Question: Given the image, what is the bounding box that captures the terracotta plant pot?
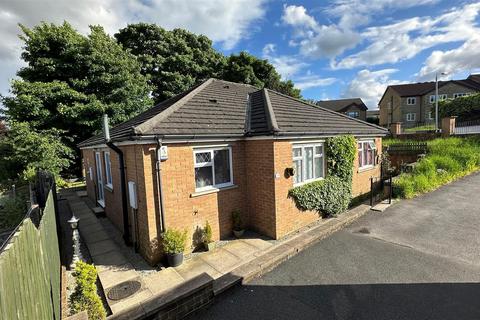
[166,252,184,267]
[233,229,244,238]
[204,242,215,251]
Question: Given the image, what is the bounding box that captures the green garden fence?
[0,186,61,319]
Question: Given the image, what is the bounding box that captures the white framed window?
[194,147,233,191]
[406,97,416,105]
[453,93,467,99]
[430,94,447,103]
[104,152,113,188]
[358,140,376,169]
[406,113,416,121]
[346,111,359,118]
[292,143,325,185]
[427,111,434,120]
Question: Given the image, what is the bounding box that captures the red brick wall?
[352,138,383,197]
[245,140,277,238]
[160,142,248,254]
[273,141,320,239]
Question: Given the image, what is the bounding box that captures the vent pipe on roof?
[103,114,110,142]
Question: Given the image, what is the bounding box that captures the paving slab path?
[190,172,480,320]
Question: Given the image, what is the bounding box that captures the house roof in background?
[79,79,387,147]
[387,76,480,98]
[316,98,367,112]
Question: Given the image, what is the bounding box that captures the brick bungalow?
[78,79,388,264]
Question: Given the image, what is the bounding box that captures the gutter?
[103,115,131,245]
[154,137,166,234]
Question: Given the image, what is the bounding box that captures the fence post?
[390,122,402,137]
[442,116,456,137]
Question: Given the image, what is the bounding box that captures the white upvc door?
[95,152,105,207]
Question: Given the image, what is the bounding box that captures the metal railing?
[455,119,480,134]
[402,121,436,133]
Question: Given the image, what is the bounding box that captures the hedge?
[288,135,356,217]
[439,93,480,121]
[69,261,106,320]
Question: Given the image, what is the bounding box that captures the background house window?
[406,113,416,121]
[406,97,416,105]
[358,141,376,169]
[194,147,232,190]
[430,94,447,103]
[346,111,359,118]
[104,152,113,188]
[427,111,434,120]
[453,93,467,98]
[292,144,324,185]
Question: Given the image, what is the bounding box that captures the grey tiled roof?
[317,98,367,112]
[79,79,387,147]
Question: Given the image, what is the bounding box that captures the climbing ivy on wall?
[288,135,356,217]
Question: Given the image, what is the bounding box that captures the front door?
[95,152,105,207]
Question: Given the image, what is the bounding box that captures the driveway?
[190,172,480,320]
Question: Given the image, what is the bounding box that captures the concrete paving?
[190,172,480,320]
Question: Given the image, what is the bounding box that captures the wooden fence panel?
[0,190,60,320]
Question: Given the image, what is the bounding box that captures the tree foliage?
[0,122,73,183]
[439,93,480,122]
[2,22,152,177]
[115,23,225,102]
[116,24,301,101]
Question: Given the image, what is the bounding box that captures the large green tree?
[116,23,301,101]
[2,22,152,178]
[115,23,225,102]
[222,51,301,98]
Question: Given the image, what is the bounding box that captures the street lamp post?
[435,72,448,132]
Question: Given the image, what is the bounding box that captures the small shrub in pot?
[162,228,188,267]
[203,221,215,251]
[232,209,244,237]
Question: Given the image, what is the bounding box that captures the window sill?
[358,165,376,173]
[190,184,238,198]
[104,185,113,192]
[293,177,324,188]
[97,199,105,208]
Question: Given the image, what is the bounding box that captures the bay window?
[358,140,376,169]
[292,143,324,185]
[194,147,233,191]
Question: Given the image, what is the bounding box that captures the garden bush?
[393,137,480,198]
[69,261,106,320]
[162,228,188,254]
[289,135,356,217]
[439,93,480,121]
[288,176,351,217]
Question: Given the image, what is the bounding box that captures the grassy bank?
[392,137,480,198]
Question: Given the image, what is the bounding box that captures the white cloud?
[0,0,268,95]
[281,4,361,59]
[294,74,337,90]
[262,43,307,79]
[343,69,404,109]
[326,0,438,29]
[332,2,480,69]
[417,36,480,81]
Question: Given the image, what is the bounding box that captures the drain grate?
[107,280,141,301]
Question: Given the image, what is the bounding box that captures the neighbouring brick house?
[317,98,368,121]
[79,79,387,265]
[379,74,480,128]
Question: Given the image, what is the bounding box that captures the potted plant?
[203,221,215,251]
[232,209,244,238]
[162,228,188,267]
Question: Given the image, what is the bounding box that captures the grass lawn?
[392,137,480,198]
[403,124,436,132]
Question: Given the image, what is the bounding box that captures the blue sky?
[1,0,480,109]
